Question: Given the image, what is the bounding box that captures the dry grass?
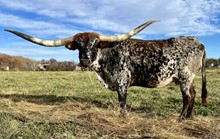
[0,98,219,139]
[0,69,219,138]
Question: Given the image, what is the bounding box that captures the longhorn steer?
[5,20,208,121]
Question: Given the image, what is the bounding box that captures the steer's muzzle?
[79,59,90,67]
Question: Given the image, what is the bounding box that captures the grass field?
[0,69,219,138]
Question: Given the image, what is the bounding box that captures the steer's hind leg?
[179,90,191,121]
[186,85,196,119]
[178,70,195,121]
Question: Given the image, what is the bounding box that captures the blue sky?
[0,0,220,62]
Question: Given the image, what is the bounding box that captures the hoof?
[119,109,127,118]
[178,115,192,122]
[119,113,126,118]
[178,116,185,122]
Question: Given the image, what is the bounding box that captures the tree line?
[0,53,77,71]
[206,58,220,68]
[0,53,219,71]
[40,58,76,71]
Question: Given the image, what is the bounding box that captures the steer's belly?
[155,76,175,87]
[134,76,177,88]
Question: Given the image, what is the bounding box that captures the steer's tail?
[202,50,208,106]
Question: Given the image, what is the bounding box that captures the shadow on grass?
[0,93,215,117]
[0,93,178,118]
[0,93,110,109]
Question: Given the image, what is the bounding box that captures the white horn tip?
[151,20,160,22]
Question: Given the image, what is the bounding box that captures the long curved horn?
[99,20,159,42]
[5,30,74,47]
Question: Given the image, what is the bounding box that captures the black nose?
[80,59,90,67]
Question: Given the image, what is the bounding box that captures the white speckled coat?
[66,34,207,121]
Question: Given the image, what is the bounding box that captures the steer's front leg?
[116,67,130,117]
[117,86,128,117]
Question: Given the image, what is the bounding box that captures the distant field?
[0,69,219,138]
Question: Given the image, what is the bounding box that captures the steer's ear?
[65,42,78,51]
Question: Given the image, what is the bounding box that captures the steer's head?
[65,32,100,67]
[5,20,159,67]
